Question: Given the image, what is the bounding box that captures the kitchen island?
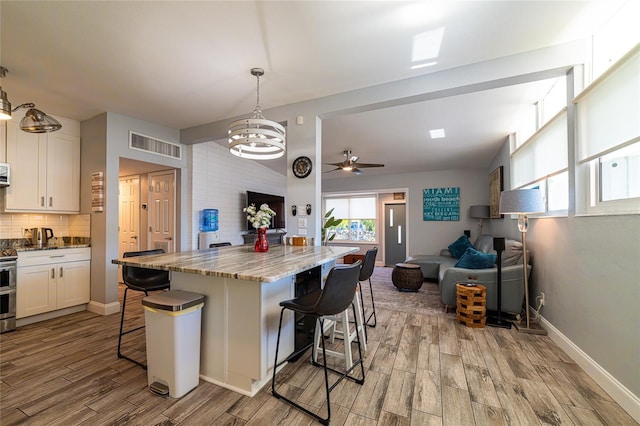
[112,244,358,396]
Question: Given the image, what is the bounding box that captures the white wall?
[322,168,489,257]
[489,139,640,412]
[189,141,287,248]
[81,112,185,311]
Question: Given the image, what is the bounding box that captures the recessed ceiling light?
[411,62,438,70]
[430,128,446,139]
[412,28,445,62]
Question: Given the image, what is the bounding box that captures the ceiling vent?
[129,131,181,160]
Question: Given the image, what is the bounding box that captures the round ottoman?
[392,263,423,292]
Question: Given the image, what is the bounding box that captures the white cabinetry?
[1,120,6,162]
[4,114,80,213]
[17,248,90,318]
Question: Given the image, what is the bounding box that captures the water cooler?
[198,209,220,249]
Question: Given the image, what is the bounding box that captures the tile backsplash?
[0,213,91,239]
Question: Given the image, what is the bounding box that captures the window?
[324,195,377,242]
[575,45,640,214]
[511,109,569,214]
[586,142,640,214]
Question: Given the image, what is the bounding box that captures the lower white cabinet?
[17,248,90,319]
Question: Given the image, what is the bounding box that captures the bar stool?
[272,262,365,425]
[209,242,231,248]
[311,288,367,369]
[358,247,378,339]
[117,249,170,369]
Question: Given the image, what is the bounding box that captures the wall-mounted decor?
[423,187,460,221]
[489,166,504,218]
[91,171,104,212]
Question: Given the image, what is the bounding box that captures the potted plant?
[244,203,276,252]
[321,208,342,246]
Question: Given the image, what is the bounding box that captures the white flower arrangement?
[244,203,276,229]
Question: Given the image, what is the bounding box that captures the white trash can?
[142,290,205,398]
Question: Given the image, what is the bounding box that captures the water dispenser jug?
[199,209,219,232]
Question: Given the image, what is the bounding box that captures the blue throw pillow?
[448,235,472,258]
[455,247,497,269]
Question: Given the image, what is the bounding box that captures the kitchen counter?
[17,244,91,252]
[112,244,358,396]
[3,237,91,251]
[111,244,355,282]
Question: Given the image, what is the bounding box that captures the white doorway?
[118,176,140,283]
[118,176,140,256]
[149,170,176,253]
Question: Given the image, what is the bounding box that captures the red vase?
[255,227,269,252]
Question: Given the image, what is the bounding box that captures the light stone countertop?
[111,245,359,282]
[17,244,91,252]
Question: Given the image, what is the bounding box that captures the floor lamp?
[499,189,547,335]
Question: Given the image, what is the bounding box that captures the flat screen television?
[246,191,286,230]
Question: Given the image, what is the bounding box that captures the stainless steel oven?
[0,248,18,333]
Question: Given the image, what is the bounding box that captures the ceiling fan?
[324,149,385,175]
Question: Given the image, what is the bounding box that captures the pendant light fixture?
[13,103,62,133]
[0,67,12,120]
[0,66,62,132]
[228,68,285,160]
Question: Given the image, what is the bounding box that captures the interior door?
[384,203,406,266]
[118,176,140,257]
[149,170,176,253]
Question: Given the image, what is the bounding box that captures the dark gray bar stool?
[209,242,232,248]
[271,261,365,425]
[117,249,170,369]
[358,247,378,339]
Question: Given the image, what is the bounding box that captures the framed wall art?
[489,166,503,218]
[423,187,460,221]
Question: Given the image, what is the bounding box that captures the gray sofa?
[405,235,530,313]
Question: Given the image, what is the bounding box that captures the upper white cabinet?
[4,114,80,213]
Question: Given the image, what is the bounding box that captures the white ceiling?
[0,1,623,178]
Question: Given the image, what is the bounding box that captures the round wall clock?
[292,156,313,178]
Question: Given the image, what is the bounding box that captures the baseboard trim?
[16,305,87,327]
[540,315,640,423]
[87,300,120,316]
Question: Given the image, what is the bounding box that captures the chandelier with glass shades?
[228,68,286,160]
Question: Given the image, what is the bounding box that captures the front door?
[149,170,176,253]
[384,203,406,266]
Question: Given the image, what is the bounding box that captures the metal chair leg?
[358,283,368,340]
[117,287,148,369]
[272,307,365,425]
[359,278,377,332]
[366,277,377,327]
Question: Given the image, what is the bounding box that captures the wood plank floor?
[1,270,637,425]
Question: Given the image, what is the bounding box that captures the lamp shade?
[469,205,490,218]
[19,107,62,133]
[499,189,545,214]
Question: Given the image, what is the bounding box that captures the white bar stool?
[312,289,367,369]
